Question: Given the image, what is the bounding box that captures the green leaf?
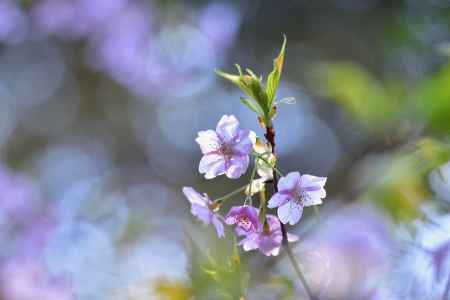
[216,68,268,115]
[235,64,243,76]
[215,69,241,87]
[240,97,263,114]
[216,38,289,126]
[266,35,287,107]
[243,73,270,115]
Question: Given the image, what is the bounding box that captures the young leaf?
[266,35,287,107]
[216,69,267,114]
[240,97,263,114]
[215,69,241,87]
[244,75,270,115]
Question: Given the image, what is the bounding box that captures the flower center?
[294,189,311,205]
[208,202,220,212]
[218,143,234,156]
[236,215,252,231]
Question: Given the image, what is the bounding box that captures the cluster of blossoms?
[183,115,327,256]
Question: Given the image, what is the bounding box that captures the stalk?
[264,123,317,300]
[215,185,248,203]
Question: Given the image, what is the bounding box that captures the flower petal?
[287,233,299,242]
[234,226,246,236]
[266,214,282,231]
[216,115,239,143]
[182,187,207,206]
[300,174,327,206]
[190,203,211,224]
[258,236,281,256]
[224,206,241,225]
[300,174,327,191]
[199,154,226,179]
[267,192,290,208]
[278,202,303,225]
[233,129,255,155]
[225,154,249,179]
[303,195,323,207]
[268,247,281,256]
[212,215,225,238]
[278,172,301,192]
[239,234,259,251]
[195,130,221,154]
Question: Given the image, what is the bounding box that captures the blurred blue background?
[0,0,450,299]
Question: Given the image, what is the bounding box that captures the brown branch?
[264,123,317,300]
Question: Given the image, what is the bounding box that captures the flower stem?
[264,123,317,300]
[259,189,267,223]
[215,185,248,203]
[280,222,316,299]
[246,164,258,206]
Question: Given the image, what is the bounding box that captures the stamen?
[237,215,252,231]
[293,189,311,205]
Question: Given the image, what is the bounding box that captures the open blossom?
[239,215,298,256]
[225,205,261,236]
[268,172,326,225]
[196,115,255,179]
[182,187,224,238]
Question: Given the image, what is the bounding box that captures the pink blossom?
[182,187,224,238]
[196,115,255,179]
[225,205,261,236]
[239,215,298,256]
[268,172,326,225]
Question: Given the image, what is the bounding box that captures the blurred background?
[0,0,450,299]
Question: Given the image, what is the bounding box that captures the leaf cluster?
[216,36,287,126]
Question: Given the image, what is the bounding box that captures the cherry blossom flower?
[182,187,224,238]
[268,172,326,225]
[239,215,298,256]
[225,205,261,236]
[196,115,255,179]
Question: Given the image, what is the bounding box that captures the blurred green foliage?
[310,60,450,222]
[155,237,249,300]
[358,139,450,222]
[418,63,450,133]
[311,62,402,130]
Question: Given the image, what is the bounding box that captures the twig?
[215,185,248,203]
[264,123,317,300]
